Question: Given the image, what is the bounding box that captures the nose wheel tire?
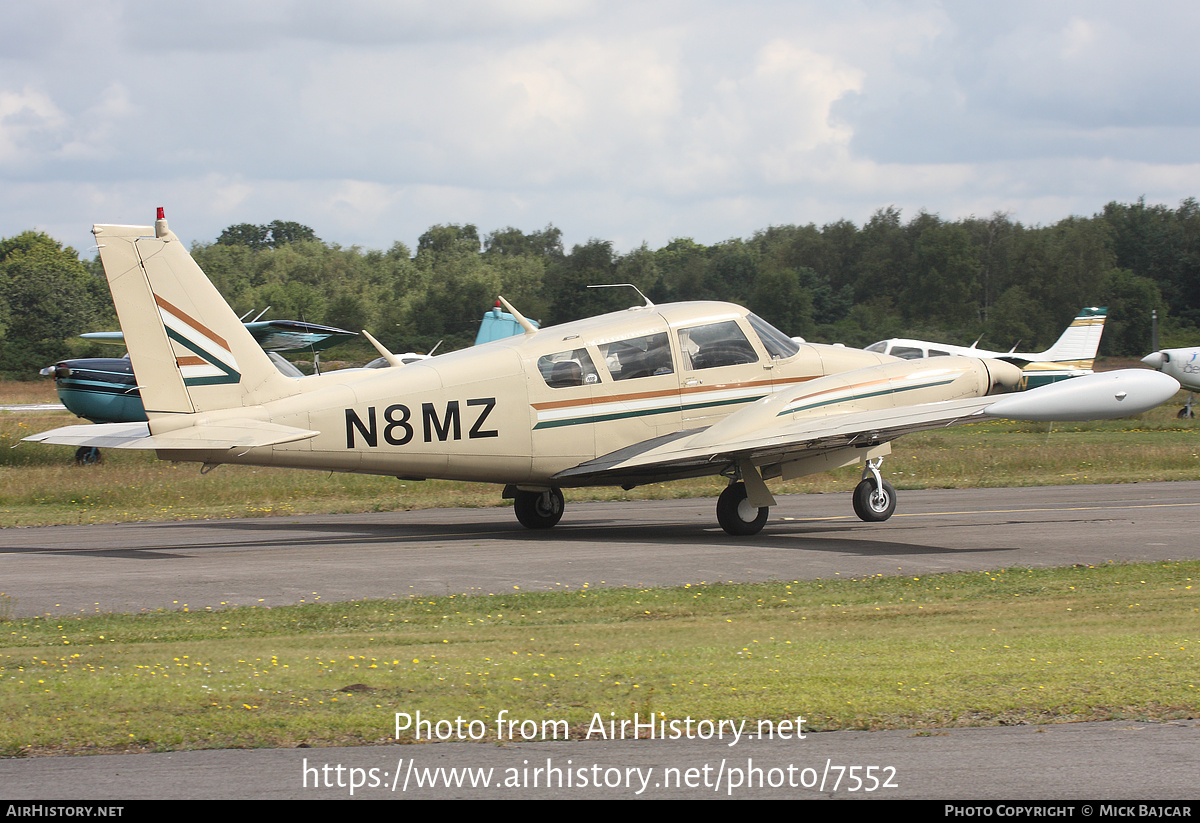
[853,478,896,522]
[514,488,565,529]
[716,481,769,536]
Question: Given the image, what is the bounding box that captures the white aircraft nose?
[1141,351,1166,369]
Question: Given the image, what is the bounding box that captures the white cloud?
[0,88,68,166]
[4,1,1200,254]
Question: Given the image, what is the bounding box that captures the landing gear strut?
[852,457,896,522]
[513,487,565,529]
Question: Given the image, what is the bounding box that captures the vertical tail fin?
[1037,306,1107,366]
[93,211,293,418]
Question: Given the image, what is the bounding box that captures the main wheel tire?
[852,478,896,522]
[716,482,768,536]
[513,488,565,529]
[74,446,102,465]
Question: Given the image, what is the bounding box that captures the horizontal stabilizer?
[24,419,319,451]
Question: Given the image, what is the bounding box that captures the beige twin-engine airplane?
[26,211,1181,536]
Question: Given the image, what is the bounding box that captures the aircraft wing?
[23,419,319,451]
[243,320,358,353]
[79,331,129,346]
[82,321,357,353]
[554,396,997,487]
[554,369,1180,487]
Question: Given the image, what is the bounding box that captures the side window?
[599,333,673,381]
[678,320,758,371]
[890,346,924,360]
[537,348,599,389]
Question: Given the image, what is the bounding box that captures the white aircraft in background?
[24,212,1179,535]
[1141,347,1200,418]
[864,307,1108,390]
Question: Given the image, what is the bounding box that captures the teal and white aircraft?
[864,307,1108,389]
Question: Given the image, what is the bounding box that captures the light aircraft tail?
[1035,306,1107,366]
[93,210,294,418]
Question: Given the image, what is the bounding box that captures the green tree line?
[3,198,1199,378]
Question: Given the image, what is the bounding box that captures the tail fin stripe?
[162,326,241,385]
[152,293,242,385]
[154,294,231,351]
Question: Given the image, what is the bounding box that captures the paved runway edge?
[1,719,1197,799]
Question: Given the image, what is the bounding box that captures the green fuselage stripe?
[778,378,957,416]
[533,394,766,430]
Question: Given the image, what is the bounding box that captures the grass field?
[1,561,1195,756]
[2,379,1198,756]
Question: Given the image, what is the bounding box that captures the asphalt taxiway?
[2,481,1198,799]
[1,481,1198,617]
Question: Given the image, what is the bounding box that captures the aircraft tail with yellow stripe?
[1034,306,1108,368]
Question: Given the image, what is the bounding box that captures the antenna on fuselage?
[362,329,403,367]
[496,295,539,335]
[587,283,654,308]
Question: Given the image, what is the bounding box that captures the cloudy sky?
[4,1,1200,256]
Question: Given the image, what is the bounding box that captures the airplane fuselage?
[156,303,897,486]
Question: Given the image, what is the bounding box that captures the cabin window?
[747,314,800,359]
[598,333,673,380]
[928,349,951,358]
[677,320,759,370]
[890,346,924,360]
[537,349,599,388]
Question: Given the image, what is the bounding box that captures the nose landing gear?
[852,457,896,522]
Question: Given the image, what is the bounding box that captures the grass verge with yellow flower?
[1,561,1195,756]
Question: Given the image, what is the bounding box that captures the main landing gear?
[74,446,102,465]
[512,487,565,529]
[852,457,896,522]
[716,481,769,536]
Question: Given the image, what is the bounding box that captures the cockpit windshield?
[747,314,800,360]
